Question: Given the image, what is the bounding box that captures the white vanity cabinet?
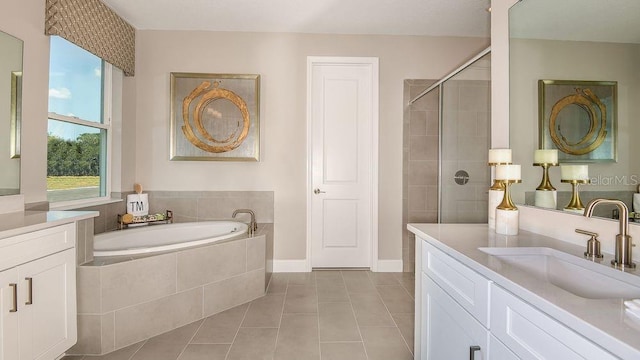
[421,241,492,359]
[0,223,77,360]
[416,231,621,360]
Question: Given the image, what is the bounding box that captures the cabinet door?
[422,273,488,360]
[18,249,77,360]
[0,268,19,360]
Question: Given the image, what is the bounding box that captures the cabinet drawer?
[0,223,75,272]
[422,273,488,360]
[490,284,616,360]
[422,241,490,326]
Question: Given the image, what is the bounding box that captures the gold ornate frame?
[170,73,260,161]
[538,79,617,163]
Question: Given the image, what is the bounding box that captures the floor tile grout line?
[343,270,370,360]
[271,273,289,358]
[372,279,414,357]
[224,301,252,360]
[174,319,207,360]
[315,272,323,360]
[126,339,148,360]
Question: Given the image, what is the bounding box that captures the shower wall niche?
[402,51,491,272]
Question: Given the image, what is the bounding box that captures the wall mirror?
[509,0,640,219]
[0,29,23,196]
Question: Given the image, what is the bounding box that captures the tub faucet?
[583,199,635,269]
[232,209,257,235]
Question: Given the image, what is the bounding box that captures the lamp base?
[563,208,584,215]
[534,190,557,209]
[496,208,519,235]
[488,189,504,229]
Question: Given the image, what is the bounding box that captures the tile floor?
[63,270,415,360]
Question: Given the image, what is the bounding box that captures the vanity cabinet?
[419,236,617,360]
[0,224,77,360]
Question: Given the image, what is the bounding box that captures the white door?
[308,57,378,268]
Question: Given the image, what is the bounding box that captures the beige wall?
[0,0,489,263]
[510,39,640,204]
[133,31,488,261]
[0,0,50,204]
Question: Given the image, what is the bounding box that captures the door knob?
[314,188,326,194]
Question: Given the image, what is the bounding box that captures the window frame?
[47,61,114,208]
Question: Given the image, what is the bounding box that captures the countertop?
[0,210,98,240]
[408,223,640,359]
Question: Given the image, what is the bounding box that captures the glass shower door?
[439,53,491,223]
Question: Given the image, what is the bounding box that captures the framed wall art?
[170,72,260,161]
[538,79,617,163]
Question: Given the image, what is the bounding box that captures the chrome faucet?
[583,199,635,269]
[232,209,257,235]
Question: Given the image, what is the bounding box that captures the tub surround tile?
[101,253,177,312]
[77,266,101,314]
[246,236,266,272]
[115,287,203,349]
[77,220,87,264]
[203,269,264,317]
[69,315,103,355]
[177,240,246,291]
[101,312,116,354]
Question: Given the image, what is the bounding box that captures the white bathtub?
[94,221,249,257]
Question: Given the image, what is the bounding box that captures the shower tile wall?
[440,80,491,224]
[403,80,439,273]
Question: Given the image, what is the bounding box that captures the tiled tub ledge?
[69,233,267,356]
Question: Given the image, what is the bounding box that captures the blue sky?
[48,36,102,140]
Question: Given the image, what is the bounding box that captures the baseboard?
[272,260,308,273]
[273,259,404,273]
[376,259,403,272]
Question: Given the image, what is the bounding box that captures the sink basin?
[479,247,640,299]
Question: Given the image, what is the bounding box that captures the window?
[48,36,112,204]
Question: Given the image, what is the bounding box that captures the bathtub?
[94,221,249,257]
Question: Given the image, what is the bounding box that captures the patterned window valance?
[45,0,135,76]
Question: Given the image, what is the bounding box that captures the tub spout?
[232,209,257,234]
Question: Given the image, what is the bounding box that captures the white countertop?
[408,223,640,360]
[0,210,98,240]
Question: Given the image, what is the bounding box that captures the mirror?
[509,0,640,219]
[0,29,22,196]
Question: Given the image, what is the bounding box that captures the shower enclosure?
[402,48,491,272]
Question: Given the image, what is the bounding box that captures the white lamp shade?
[489,148,512,164]
[534,149,558,164]
[495,164,521,181]
[560,164,589,180]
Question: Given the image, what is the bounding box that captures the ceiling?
[101,0,491,37]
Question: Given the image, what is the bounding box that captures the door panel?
[309,57,377,268]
